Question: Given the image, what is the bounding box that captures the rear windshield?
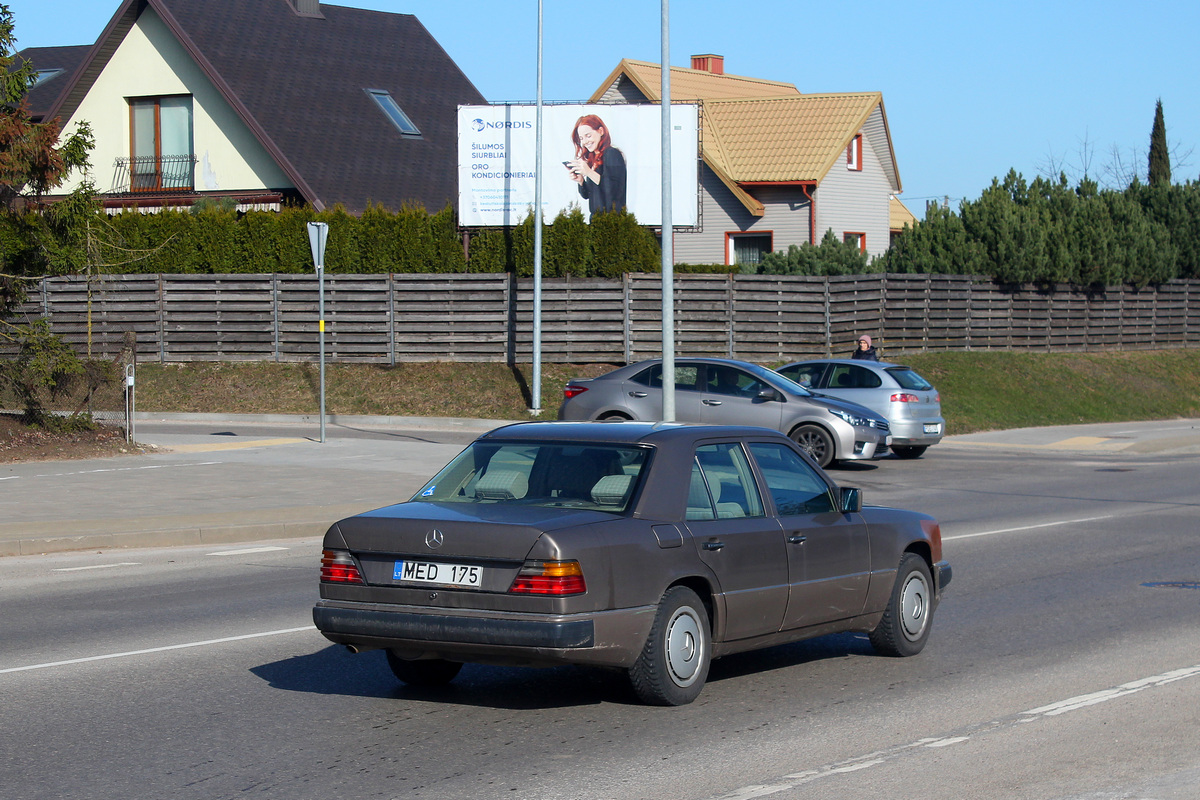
[413,442,649,512]
[886,367,933,391]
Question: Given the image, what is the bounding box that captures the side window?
[828,365,857,389]
[747,442,836,515]
[849,365,882,389]
[692,443,764,519]
[632,364,699,391]
[781,364,824,388]
[704,365,766,397]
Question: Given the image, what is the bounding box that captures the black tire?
[629,586,711,706]
[598,412,632,421]
[791,424,836,469]
[892,445,928,460]
[386,651,463,686]
[869,553,934,657]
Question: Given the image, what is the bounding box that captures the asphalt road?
[3,427,1199,800]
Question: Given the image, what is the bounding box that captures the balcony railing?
[111,154,197,195]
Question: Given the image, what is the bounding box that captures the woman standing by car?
[565,114,627,216]
[851,334,880,361]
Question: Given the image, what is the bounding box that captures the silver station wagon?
[313,422,952,705]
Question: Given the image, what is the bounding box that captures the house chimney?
[691,54,724,74]
[290,0,324,18]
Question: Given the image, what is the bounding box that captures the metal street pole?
[307,222,329,443]
[661,0,676,420]
[531,0,544,416]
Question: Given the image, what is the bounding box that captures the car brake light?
[563,384,589,400]
[509,560,586,595]
[890,393,920,403]
[320,550,365,584]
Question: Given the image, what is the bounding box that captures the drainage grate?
[1141,582,1200,590]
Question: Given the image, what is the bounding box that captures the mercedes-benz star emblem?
[425,529,444,549]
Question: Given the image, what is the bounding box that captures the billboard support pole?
[660,0,676,421]
[531,0,544,416]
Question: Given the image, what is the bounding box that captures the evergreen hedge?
[7,174,1200,285]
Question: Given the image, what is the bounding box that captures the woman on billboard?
[565,114,627,215]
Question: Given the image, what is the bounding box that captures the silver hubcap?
[899,572,930,640]
[798,432,826,460]
[665,607,703,686]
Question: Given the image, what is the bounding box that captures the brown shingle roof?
[39,0,486,214]
[702,92,884,183]
[590,58,799,103]
[15,45,90,122]
[890,196,917,231]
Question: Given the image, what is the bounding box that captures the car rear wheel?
[869,553,934,657]
[892,445,928,459]
[629,586,711,706]
[791,424,835,468]
[598,412,632,421]
[386,651,463,686]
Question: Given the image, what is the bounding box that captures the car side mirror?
[756,388,779,401]
[840,487,862,513]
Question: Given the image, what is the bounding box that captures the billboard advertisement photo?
[458,104,699,228]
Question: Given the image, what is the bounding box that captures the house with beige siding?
[22,0,484,214]
[589,56,914,265]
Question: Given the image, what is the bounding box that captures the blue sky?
[10,0,1199,217]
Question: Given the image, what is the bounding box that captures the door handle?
[787,535,807,544]
[702,541,725,551]
[703,399,723,406]
[629,391,648,398]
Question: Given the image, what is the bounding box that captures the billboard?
[458,104,699,227]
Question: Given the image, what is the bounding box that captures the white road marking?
[708,663,1200,800]
[6,461,223,481]
[52,562,141,572]
[206,546,290,556]
[0,626,315,675]
[1023,665,1200,717]
[943,514,1116,541]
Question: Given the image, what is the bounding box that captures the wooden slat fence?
[6,273,1199,365]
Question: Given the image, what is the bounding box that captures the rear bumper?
[889,418,945,447]
[313,599,654,668]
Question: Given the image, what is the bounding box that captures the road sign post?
[307,222,329,443]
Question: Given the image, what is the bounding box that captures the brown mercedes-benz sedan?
[314,421,951,705]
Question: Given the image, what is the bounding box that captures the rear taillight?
[890,393,920,403]
[509,560,586,595]
[320,550,365,584]
[563,384,589,400]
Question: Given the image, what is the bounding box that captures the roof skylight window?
[32,68,64,88]
[365,89,421,137]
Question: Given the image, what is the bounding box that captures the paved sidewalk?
[1,415,508,558]
[4,415,1198,557]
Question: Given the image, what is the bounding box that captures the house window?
[32,68,64,88]
[129,96,194,192]
[366,89,421,137]
[846,133,862,171]
[843,232,866,252]
[728,233,773,267]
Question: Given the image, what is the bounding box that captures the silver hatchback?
[775,359,944,459]
[557,357,891,468]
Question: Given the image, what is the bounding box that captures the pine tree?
[1148,99,1171,187]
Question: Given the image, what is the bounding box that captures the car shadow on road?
[250,645,636,708]
[252,634,878,709]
